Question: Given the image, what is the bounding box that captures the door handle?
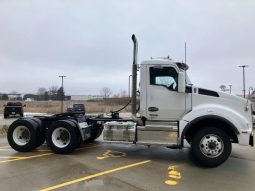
[148,107,159,112]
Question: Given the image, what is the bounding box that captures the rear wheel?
[68,119,81,147]
[30,118,46,147]
[7,119,38,152]
[46,120,80,154]
[191,127,232,167]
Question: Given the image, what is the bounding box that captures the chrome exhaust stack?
[131,34,138,116]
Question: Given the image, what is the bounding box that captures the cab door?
[146,65,187,121]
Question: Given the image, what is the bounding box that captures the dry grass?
[0,125,8,137]
[0,98,132,114]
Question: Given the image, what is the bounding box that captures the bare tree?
[49,86,58,100]
[100,87,112,99]
[37,88,48,100]
[219,85,227,92]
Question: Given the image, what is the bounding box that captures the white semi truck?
[7,35,254,167]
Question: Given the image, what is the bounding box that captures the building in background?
[0,93,22,101]
[70,95,104,101]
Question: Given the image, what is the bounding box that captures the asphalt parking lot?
[0,135,254,191]
[0,114,255,191]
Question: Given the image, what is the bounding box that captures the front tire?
[46,120,80,154]
[191,127,232,167]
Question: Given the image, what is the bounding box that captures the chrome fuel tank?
[103,121,136,142]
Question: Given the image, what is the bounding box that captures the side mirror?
[178,72,186,93]
[23,104,26,107]
[3,105,6,107]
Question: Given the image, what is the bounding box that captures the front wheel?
[46,120,80,154]
[191,127,232,167]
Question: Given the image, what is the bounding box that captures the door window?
[150,67,178,91]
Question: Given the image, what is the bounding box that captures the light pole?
[229,85,232,94]
[128,75,132,97]
[59,75,66,112]
[238,65,248,98]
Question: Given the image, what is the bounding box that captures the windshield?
[185,73,192,85]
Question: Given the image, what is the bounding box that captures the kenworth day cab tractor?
[7,35,254,167]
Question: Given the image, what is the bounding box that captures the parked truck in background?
[4,102,25,118]
[67,103,85,115]
[7,35,254,167]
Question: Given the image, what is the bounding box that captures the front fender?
[180,104,250,136]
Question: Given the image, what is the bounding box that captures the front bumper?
[250,133,254,147]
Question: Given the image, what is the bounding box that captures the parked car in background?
[4,102,25,118]
[66,103,85,115]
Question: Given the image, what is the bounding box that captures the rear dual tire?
[7,119,39,152]
[30,118,46,147]
[46,120,80,154]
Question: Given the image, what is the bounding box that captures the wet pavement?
[0,137,254,191]
[0,114,254,191]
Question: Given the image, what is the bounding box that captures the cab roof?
[141,59,189,71]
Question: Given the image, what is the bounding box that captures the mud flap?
[250,133,254,147]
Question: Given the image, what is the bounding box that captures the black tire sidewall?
[46,120,79,154]
[191,127,232,168]
[67,119,81,148]
[7,119,37,152]
[30,118,46,147]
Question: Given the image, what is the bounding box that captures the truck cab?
[140,59,190,121]
[139,59,253,145]
[136,58,254,166]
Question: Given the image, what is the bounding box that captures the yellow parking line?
[0,144,98,152]
[0,148,13,151]
[39,160,151,191]
[0,153,53,164]
[0,146,11,149]
[0,144,100,163]
[0,156,26,159]
[0,148,51,152]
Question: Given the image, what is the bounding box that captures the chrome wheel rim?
[13,126,31,146]
[200,134,224,158]
[52,127,71,148]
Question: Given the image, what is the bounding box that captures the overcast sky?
[0,0,255,96]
